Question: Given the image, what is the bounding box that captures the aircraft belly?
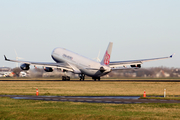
[80,69,110,77]
[81,70,99,77]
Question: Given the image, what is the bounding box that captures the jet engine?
[100,67,105,72]
[44,67,53,72]
[20,64,30,70]
[130,64,141,68]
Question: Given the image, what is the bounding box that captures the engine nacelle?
[100,67,105,72]
[44,67,53,72]
[61,69,67,72]
[131,64,141,68]
[20,64,30,70]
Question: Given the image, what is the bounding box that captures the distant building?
[156,70,170,78]
[0,67,12,77]
[172,69,180,77]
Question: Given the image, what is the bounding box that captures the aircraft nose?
[51,48,59,55]
[51,48,60,63]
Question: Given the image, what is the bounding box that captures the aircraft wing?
[4,55,73,71]
[109,54,174,68]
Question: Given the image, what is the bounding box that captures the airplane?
[4,42,174,81]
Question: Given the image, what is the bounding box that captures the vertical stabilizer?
[101,42,113,65]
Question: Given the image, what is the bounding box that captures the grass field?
[0,81,180,96]
[1,79,180,119]
[1,97,180,120]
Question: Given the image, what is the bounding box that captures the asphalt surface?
[1,95,180,104]
[1,79,180,82]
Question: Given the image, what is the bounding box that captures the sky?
[0,0,179,68]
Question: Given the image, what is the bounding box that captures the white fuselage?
[51,48,111,77]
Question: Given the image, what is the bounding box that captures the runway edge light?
[143,90,146,97]
[36,88,39,96]
[164,89,166,98]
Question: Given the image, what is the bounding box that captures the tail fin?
[101,42,113,65]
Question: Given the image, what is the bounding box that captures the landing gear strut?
[79,74,85,81]
[92,77,100,81]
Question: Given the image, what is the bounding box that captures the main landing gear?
[92,77,100,81]
[79,74,85,81]
[62,76,70,81]
[61,71,70,81]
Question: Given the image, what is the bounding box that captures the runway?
[1,79,180,82]
[1,95,180,104]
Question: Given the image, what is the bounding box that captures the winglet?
[170,53,175,58]
[4,55,9,61]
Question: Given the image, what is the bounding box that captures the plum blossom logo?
[104,51,110,65]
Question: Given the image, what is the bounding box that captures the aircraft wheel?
[79,74,85,81]
[62,76,70,81]
[66,76,70,81]
[62,76,66,81]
